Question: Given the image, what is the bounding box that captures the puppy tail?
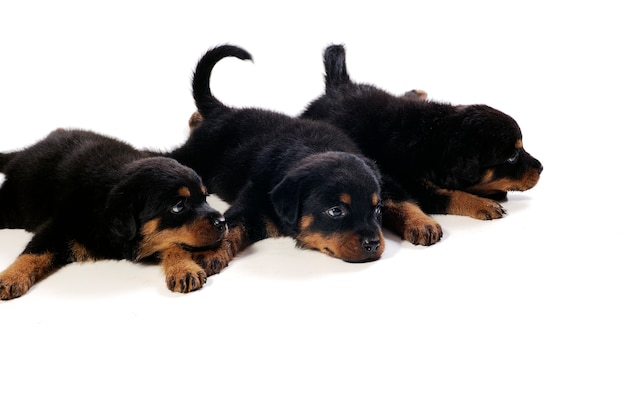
[192,44,253,119]
[323,44,351,92]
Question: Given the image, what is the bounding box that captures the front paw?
[165,263,207,293]
[192,245,234,276]
[383,200,443,246]
[0,275,32,300]
[473,199,506,220]
[0,253,54,300]
[403,218,443,246]
[447,191,506,220]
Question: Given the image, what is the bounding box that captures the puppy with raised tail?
[302,44,543,226]
[167,45,388,274]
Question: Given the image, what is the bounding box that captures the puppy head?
[270,152,384,263]
[438,105,543,198]
[105,157,226,260]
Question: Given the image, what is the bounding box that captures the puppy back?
[192,44,253,119]
[0,152,17,172]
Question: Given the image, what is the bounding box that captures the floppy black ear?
[445,153,480,187]
[105,186,139,241]
[269,174,304,229]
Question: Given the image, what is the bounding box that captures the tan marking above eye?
[178,187,191,198]
[372,193,379,206]
[339,193,352,205]
[515,139,523,149]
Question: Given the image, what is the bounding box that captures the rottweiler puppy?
[166,44,388,275]
[0,129,226,300]
[301,44,543,225]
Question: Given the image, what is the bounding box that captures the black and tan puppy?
[302,44,543,223]
[0,129,226,300]
[166,45,389,274]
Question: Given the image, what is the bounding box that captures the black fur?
[302,44,543,223]
[166,45,386,274]
[0,129,226,300]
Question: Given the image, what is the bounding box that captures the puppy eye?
[171,200,186,214]
[326,206,348,219]
[374,204,382,218]
[507,150,520,164]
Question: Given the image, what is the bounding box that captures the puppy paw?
[192,246,234,276]
[166,265,207,293]
[0,253,55,300]
[0,275,33,300]
[160,246,209,293]
[403,219,443,246]
[402,89,428,101]
[383,200,443,246]
[446,191,506,220]
[188,111,203,130]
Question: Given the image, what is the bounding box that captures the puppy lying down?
[166,44,387,275]
[0,129,226,300]
[301,44,543,231]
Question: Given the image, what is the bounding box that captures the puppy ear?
[446,154,480,186]
[270,175,304,229]
[105,186,139,241]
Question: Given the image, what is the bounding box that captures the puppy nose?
[362,238,380,253]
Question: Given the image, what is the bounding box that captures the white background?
[1,1,624,415]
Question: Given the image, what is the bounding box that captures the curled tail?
[192,44,253,119]
[323,44,352,92]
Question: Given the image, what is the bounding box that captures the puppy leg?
[0,253,57,300]
[381,177,442,246]
[402,89,428,101]
[188,111,204,131]
[383,199,442,246]
[192,198,270,274]
[160,245,208,293]
[0,224,67,300]
[192,222,248,275]
[441,189,506,220]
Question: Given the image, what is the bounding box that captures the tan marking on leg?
[0,253,56,300]
[383,200,442,246]
[263,218,282,238]
[402,89,428,101]
[441,189,505,220]
[188,111,203,130]
[160,245,207,293]
[70,242,99,262]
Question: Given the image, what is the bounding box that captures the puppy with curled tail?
[167,44,387,275]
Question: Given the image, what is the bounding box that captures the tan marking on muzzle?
[137,217,225,260]
[296,229,384,262]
